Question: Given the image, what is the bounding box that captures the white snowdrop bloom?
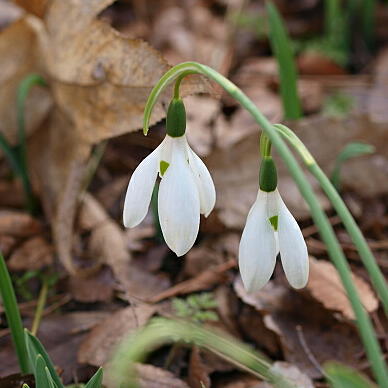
[123,133,216,257]
[239,187,309,292]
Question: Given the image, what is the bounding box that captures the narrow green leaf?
[325,362,377,388]
[35,355,51,388]
[45,366,58,388]
[85,367,103,388]
[0,252,29,373]
[24,330,64,388]
[331,142,374,190]
[266,1,302,120]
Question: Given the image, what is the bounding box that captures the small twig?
[296,325,326,377]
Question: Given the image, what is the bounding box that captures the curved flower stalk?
[123,98,216,256]
[239,156,308,292]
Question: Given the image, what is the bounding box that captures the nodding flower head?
[239,157,309,292]
[123,98,216,257]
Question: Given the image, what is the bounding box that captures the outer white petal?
[123,145,160,228]
[238,191,277,293]
[158,137,200,256]
[188,147,216,217]
[277,190,309,289]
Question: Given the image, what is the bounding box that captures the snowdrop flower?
[123,98,216,256]
[239,156,309,292]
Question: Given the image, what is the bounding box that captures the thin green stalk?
[266,2,301,120]
[111,318,295,388]
[31,278,49,336]
[16,74,47,214]
[274,123,388,315]
[361,0,376,50]
[142,62,388,386]
[0,252,29,374]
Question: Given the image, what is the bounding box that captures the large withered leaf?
[27,0,171,143]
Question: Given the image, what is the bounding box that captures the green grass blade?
[0,252,30,374]
[331,142,374,190]
[35,355,52,388]
[266,1,302,120]
[325,362,378,388]
[24,330,64,388]
[85,368,103,388]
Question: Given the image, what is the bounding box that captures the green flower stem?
[111,318,295,388]
[274,123,388,316]
[0,252,29,374]
[17,74,47,215]
[143,62,388,386]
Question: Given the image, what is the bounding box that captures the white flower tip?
[284,254,309,289]
[241,274,267,294]
[122,214,138,229]
[168,240,193,257]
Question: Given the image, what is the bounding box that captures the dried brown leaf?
[68,267,115,303]
[0,210,42,237]
[8,236,53,270]
[79,193,131,276]
[306,257,378,319]
[78,304,155,366]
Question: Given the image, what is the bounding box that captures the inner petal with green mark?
[269,215,278,231]
[160,160,170,176]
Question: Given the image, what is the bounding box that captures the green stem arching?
[142,62,388,386]
[110,318,296,388]
[274,123,388,316]
[0,252,30,374]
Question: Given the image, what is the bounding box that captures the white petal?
[238,191,277,293]
[277,191,309,289]
[123,145,160,228]
[188,148,216,217]
[158,137,200,256]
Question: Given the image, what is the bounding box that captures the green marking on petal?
[160,160,170,176]
[269,215,278,231]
